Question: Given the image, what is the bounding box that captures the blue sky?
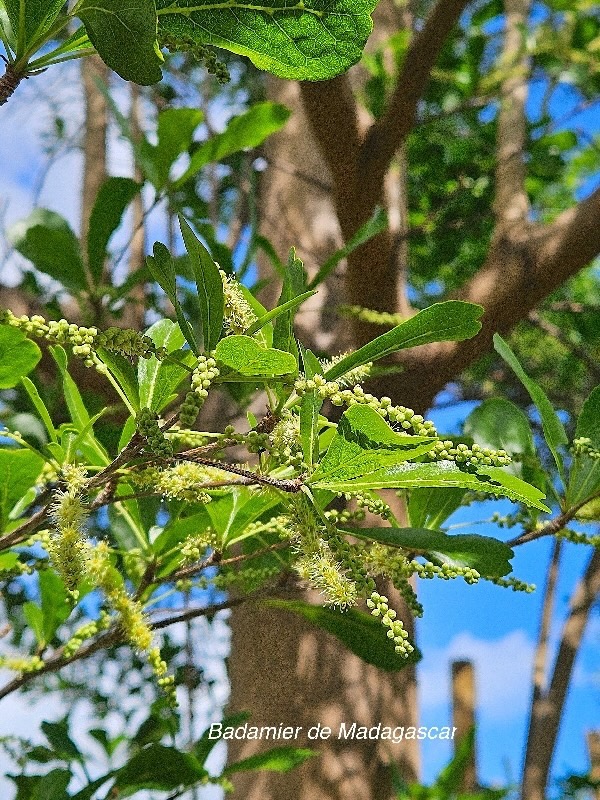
[1,39,600,798]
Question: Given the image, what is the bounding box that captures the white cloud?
[418,629,536,721]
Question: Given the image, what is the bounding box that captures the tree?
[1,1,600,799]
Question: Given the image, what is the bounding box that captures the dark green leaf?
[206,486,282,546]
[224,746,317,775]
[175,103,291,187]
[42,719,81,762]
[0,327,41,388]
[195,712,251,766]
[325,302,483,381]
[8,209,86,293]
[31,768,71,800]
[215,335,297,377]
[77,0,162,85]
[315,460,550,511]
[308,206,388,289]
[146,242,198,353]
[115,744,207,795]
[308,405,435,487]
[435,727,475,792]
[39,569,72,643]
[138,320,194,412]
[494,334,567,481]
[408,487,465,530]
[265,600,420,671]
[341,527,513,577]
[299,347,323,467]
[0,448,44,531]
[179,216,224,352]
[272,247,308,356]
[87,177,140,283]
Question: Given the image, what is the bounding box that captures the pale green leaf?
[0,448,44,532]
[224,747,316,775]
[157,0,377,81]
[138,320,194,412]
[0,327,41,388]
[215,335,297,377]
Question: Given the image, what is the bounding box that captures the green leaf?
[31,768,72,800]
[21,377,57,443]
[97,349,140,412]
[215,335,297,377]
[39,569,72,643]
[299,347,323,467]
[0,327,41,388]
[435,727,475,793]
[138,320,194,412]
[408,487,465,530]
[76,0,163,85]
[0,551,20,571]
[179,216,224,352]
[315,460,549,511]
[265,600,420,671]
[206,486,282,546]
[494,334,567,482]
[146,242,198,353]
[324,302,483,381]
[50,347,110,466]
[308,405,435,487]
[224,747,317,775]
[0,448,44,532]
[568,385,600,507]
[247,291,316,337]
[23,602,45,647]
[142,107,203,189]
[307,206,388,290]
[42,719,82,762]
[158,0,377,79]
[115,744,207,795]
[272,247,308,356]
[341,527,513,577]
[3,0,65,50]
[175,102,290,187]
[87,177,140,283]
[8,209,86,293]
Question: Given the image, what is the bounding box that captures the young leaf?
[3,0,65,50]
[324,302,483,381]
[271,247,309,356]
[314,460,550,511]
[265,600,420,671]
[87,177,140,283]
[206,487,282,546]
[308,405,436,487]
[0,448,44,532]
[146,242,198,353]
[179,216,224,352]
[157,0,378,81]
[174,103,291,188]
[340,527,514,577]
[97,349,140,412]
[8,209,87,293]
[224,747,317,775]
[307,206,388,290]
[299,347,324,467]
[76,0,163,85]
[493,333,567,482]
[247,291,316,338]
[0,327,41,388]
[138,320,194,412]
[215,335,297,377]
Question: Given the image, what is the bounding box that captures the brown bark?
[80,55,108,281]
[588,731,600,800]
[521,549,600,800]
[451,660,477,792]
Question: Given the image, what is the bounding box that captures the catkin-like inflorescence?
[48,465,91,593]
[179,355,220,427]
[220,270,257,334]
[136,408,173,456]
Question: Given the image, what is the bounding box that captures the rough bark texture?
[521,549,600,800]
[80,56,108,264]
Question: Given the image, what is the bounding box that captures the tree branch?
[358,0,470,207]
[521,547,600,800]
[493,0,532,230]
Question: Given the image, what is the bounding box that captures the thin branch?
[531,538,562,701]
[507,494,600,547]
[521,547,600,800]
[358,0,470,206]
